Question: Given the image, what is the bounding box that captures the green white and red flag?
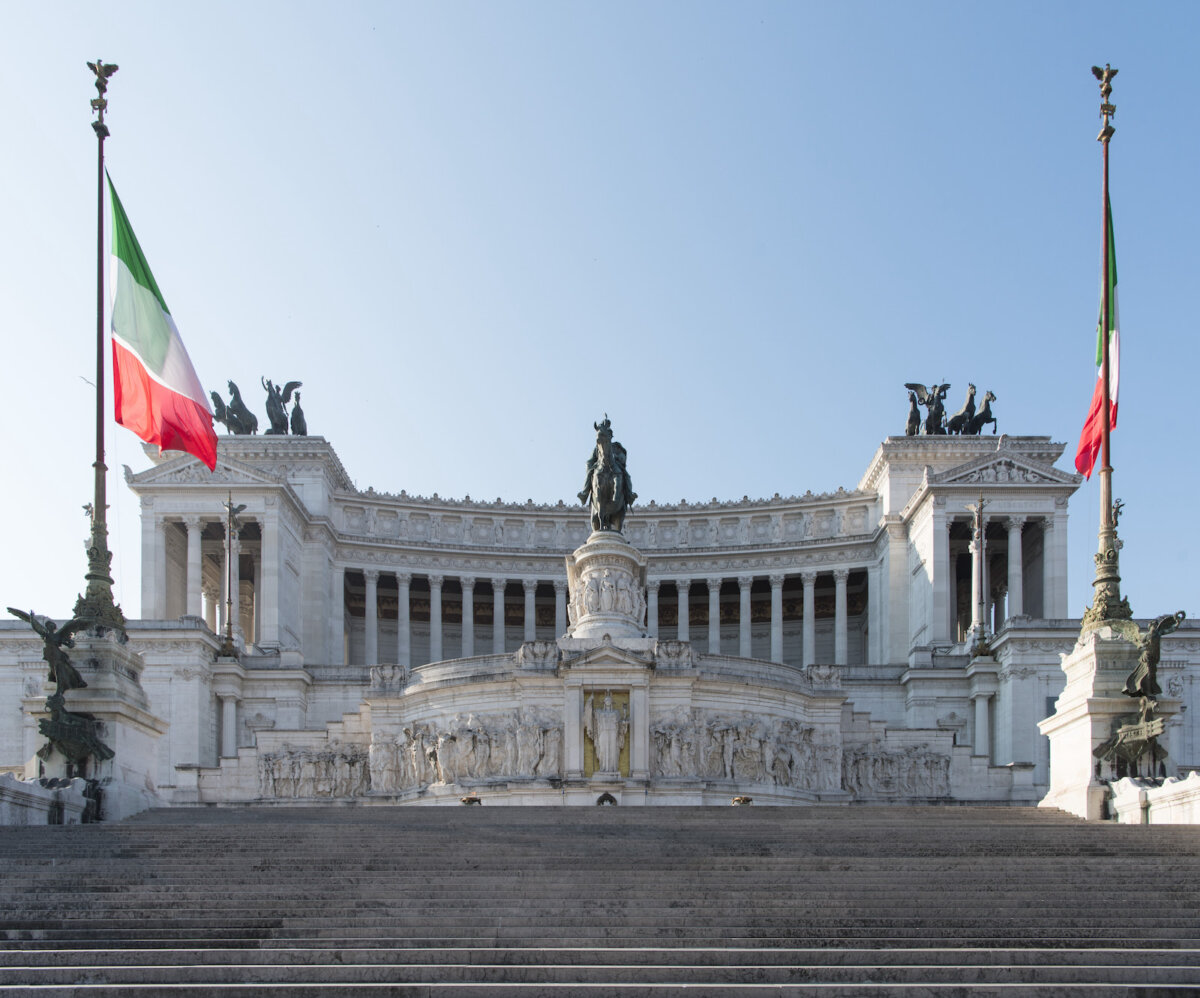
[108,175,217,470]
[1074,193,1119,479]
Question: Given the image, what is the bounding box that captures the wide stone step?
[1,946,1198,969]
[3,958,1200,987]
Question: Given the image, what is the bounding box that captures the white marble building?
[2,432,1197,807]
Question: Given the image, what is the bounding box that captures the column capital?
[676,579,691,592]
[833,567,850,583]
[394,571,412,586]
[737,575,753,589]
[1006,515,1027,531]
[707,577,723,591]
[1041,515,1054,533]
[183,514,202,530]
[769,573,786,588]
[801,569,818,586]
[363,568,380,584]
[552,578,567,595]
[490,576,507,590]
[459,575,476,590]
[645,578,660,594]
[522,578,538,595]
[428,574,444,589]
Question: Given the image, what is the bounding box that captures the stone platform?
[1,805,1198,993]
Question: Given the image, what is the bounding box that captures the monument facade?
[1,425,1197,810]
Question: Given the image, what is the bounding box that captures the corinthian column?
[429,575,443,663]
[491,577,506,653]
[769,573,785,664]
[363,569,379,665]
[646,580,660,638]
[460,576,475,658]
[833,568,849,666]
[676,580,690,642]
[395,572,411,667]
[523,579,537,642]
[801,570,816,667]
[184,516,203,617]
[738,575,753,658]
[1006,517,1025,620]
[707,577,722,654]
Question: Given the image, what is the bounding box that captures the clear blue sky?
[3,1,1197,624]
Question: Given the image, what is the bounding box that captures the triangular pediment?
[561,640,655,672]
[125,453,284,490]
[930,453,1079,488]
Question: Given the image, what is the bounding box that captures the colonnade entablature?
[126,433,1081,678]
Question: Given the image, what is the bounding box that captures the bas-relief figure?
[257,742,369,799]
[649,709,841,792]
[841,742,951,798]
[579,416,637,533]
[352,709,564,797]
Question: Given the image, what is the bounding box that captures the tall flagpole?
[76,60,126,634]
[1083,63,1131,630]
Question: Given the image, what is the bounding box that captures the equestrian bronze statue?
[578,416,637,533]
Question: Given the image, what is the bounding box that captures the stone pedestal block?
[565,531,648,641]
[31,629,167,821]
[1039,624,1179,821]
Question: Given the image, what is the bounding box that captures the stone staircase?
[0,805,1198,995]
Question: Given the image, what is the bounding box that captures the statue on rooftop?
[211,380,258,435]
[578,415,637,532]
[263,377,302,435]
[904,382,950,435]
[946,384,977,435]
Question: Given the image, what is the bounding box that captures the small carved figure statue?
[578,415,637,532]
[1124,611,1186,699]
[262,378,302,435]
[1112,498,1124,527]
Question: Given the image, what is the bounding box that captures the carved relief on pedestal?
[565,533,648,640]
[841,741,950,799]
[360,709,564,796]
[257,742,370,799]
[649,708,841,792]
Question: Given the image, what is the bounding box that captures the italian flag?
[1074,193,1119,480]
[109,175,217,470]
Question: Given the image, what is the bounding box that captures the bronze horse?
[578,417,637,532]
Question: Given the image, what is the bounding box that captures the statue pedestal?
[31,628,167,821]
[1038,624,1178,820]
[564,531,648,641]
